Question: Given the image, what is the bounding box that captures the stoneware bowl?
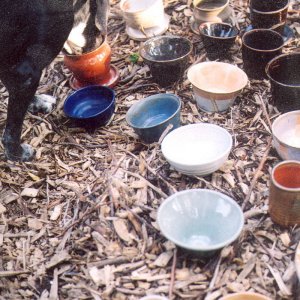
[139,35,193,87]
[250,0,289,34]
[64,40,119,90]
[220,292,272,300]
[63,85,115,130]
[272,110,300,161]
[161,123,232,176]
[192,0,230,23]
[199,22,239,60]
[187,62,248,112]
[120,0,165,30]
[266,53,300,112]
[126,93,181,144]
[269,160,300,227]
[242,29,284,79]
[157,189,244,256]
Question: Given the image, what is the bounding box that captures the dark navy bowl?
[126,93,181,143]
[64,85,115,130]
[199,22,239,60]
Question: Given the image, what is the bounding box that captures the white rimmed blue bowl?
[161,123,232,176]
[157,189,244,256]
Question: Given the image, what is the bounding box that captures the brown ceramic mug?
[269,161,300,227]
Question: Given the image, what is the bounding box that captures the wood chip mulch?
[0,0,300,299]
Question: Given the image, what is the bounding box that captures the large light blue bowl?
[157,189,244,256]
[126,93,181,143]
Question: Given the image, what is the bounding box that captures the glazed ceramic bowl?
[193,0,229,22]
[126,93,181,143]
[64,40,119,90]
[250,0,289,34]
[187,62,248,112]
[272,110,300,160]
[120,0,165,30]
[266,53,300,112]
[161,123,232,176]
[220,292,272,300]
[242,29,284,79]
[64,85,115,130]
[139,35,193,87]
[157,189,244,256]
[199,22,239,60]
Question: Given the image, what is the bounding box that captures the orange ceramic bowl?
[64,40,111,85]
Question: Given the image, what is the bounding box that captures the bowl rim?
[161,123,232,167]
[126,93,181,129]
[157,188,244,251]
[220,292,272,300]
[266,53,300,88]
[250,0,289,15]
[63,85,115,119]
[120,0,162,14]
[271,160,300,192]
[241,28,284,53]
[187,61,248,95]
[192,0,229,12]
[139,35,193,64]
[199,22,239,39]
[271,110,300,150]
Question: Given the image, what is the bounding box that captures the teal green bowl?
[157,189,244,256]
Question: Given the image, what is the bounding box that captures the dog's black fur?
[0,0,109,161]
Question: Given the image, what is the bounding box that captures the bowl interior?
[221,292,272,300]
[140,36,192,62]
[187,62,248,94]
[272,111,300,148]
[64,86,114,119]
[157,189,244,251]
[267,54,300,86]
[161,124,232,165]
[200,23,238,38]
[250,0,288,12]
[121,0,153,13]
[194,0,228,11]
[126,94,180,129]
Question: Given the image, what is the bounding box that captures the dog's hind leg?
[1,58,42,161]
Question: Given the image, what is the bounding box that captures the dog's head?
[65,0,110,54]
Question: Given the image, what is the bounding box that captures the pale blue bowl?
[126,93,181,143]
[157,189,244,256]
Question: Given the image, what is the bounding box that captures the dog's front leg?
[1,58,41,161]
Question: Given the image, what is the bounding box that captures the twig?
[0,270,30,277]
[242,138,272,211]
[169,247,177,299]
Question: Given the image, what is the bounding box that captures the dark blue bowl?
[64,85,115,130]
[126,93,181,143]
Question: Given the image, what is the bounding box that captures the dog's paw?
[29,94,57,114]
[5,144,35,162]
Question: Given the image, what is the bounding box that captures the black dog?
[0,0,109,161]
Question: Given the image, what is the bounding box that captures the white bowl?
[157,189,244,255]
[187,62,248,112]
[120,0,165,29]
[272,110,300,161]
[161,123,232,176]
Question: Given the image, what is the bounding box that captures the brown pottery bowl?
[64,40,115,89]
[220,292,272,300]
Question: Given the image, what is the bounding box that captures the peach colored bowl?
[64,40,111,85]
[220,292,272,300]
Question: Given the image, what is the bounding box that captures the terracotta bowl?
[64,41,118,89]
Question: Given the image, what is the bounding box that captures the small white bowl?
[157,189,244,256]
[161,123,232,176]
[272,110,300,161]
[120,0,165,30]
[187,62,248,112]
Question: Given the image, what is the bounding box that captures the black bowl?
[139,35,193,87]
[64,85,115,130]
[266,53,300,112]
[199,22,239,60]
[242,29,284,79]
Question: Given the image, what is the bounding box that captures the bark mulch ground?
[0,0,300,299]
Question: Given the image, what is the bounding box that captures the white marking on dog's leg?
[29,94,57,114]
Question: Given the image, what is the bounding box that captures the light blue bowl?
[126,93,181,143]
[157,189,244,256]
